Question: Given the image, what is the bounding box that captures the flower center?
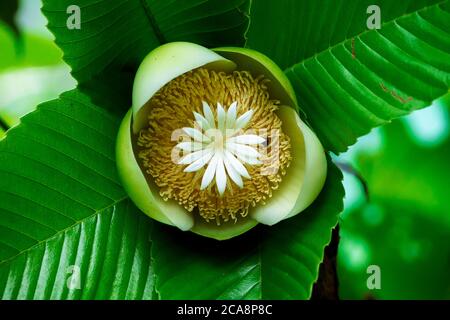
[176,101,265,196]
[137,68,292,224]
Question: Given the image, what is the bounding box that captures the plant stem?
[311,225,340,300]
[335,161,370,201]
[0,115,10,131]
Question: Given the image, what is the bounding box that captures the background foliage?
[0,0,449,299]
[338,95,450,299]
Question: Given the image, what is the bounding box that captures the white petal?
[183,127,210,143]
[178,149,210,165]
[217,102,226,133]
[226,101,237,129]
[175,141,204,152]
[215,155,227,195]
[224,150,250,179]
[223,156,244,188]
[183,149,213,172]
[235,110,254,130]
[201,154,219,190]
[202,101,215,128]
[193,111,211,130]
[226,142,261,158]
[227,134,265,145]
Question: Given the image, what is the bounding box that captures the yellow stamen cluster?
[137,68,291,224]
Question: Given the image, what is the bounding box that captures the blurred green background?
[337,95,450,299]
[0,0,76,138]
[0,0,448,300]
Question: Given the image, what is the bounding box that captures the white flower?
[117,42,327,239]
[175,101,265,195]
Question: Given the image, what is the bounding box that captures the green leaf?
[0,90,155,299]
[152,160,344,300]
[246,0,450,153]
[42,0,250,84]
[1,1,347,300]
[0,88,344,300]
